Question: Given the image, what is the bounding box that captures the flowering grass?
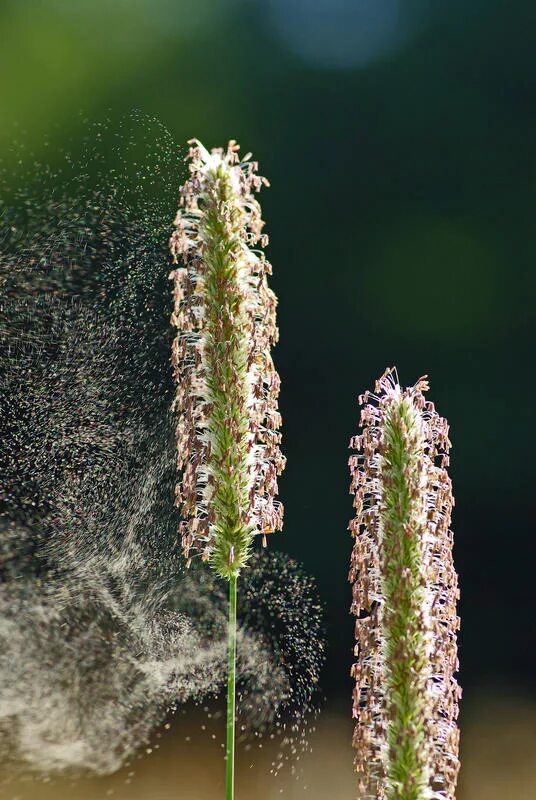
[169,140,285,799]
[348,368,461,800]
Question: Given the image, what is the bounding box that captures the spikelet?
[348,368,461,800]
[169,140,285,579]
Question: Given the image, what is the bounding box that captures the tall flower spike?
[169,139,285,580]
[348,368,461,800]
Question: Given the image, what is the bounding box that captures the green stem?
[225,572,238,800]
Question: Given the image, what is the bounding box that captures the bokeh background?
[1,1,535,798]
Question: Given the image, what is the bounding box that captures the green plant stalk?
[203,163,252,579]
[381,399,429,800]
[225,573,237,800]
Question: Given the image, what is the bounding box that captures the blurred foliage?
[1,0,535,697]
[1,697,535,799]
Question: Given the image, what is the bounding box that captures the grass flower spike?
[169,139,285,580]
[348,368,461,800]
[169,139,285,800]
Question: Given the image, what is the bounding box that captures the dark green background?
[2,0,534,701]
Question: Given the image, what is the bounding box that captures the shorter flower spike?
[169,140,285,579]
[348,368,461,800]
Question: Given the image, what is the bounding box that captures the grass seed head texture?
[169,140,285,579]
[348,368,461,800]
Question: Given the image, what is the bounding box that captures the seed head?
[169,140,285,579]
[348,368,461,800]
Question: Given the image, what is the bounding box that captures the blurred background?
[1,0,535,798]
